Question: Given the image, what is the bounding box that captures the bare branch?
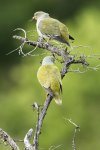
[13,35,63,56]
[0,128,20,150]
[24,128,33,150]
[12,33,89,79]
[12,30,91,150]
[33,94,53,150]
[60,54,89,79]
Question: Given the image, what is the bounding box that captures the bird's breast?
[36,20,43,37]
[36,19,48,38]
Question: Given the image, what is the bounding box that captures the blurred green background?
[0,0,100,149]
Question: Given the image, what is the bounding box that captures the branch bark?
[13,35,62,56]
[0,128,20,150]
[33,95,53,150]
[13,35,88,79]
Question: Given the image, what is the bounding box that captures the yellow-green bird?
[37,56,62,105]
[32,11,74,46]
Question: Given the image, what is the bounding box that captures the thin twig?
[14,139,24,142]
[87,64,100,71]
[0,128,20,150]
[68,68,87,73]
[72,128,79,150]
[49,144,62,150]
[7,28,27,56]
[64,118,80,150]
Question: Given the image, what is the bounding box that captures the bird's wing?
[39,18,70,45]
[39,18,74,44]
[59,22,70,42]
[37,65,62,93]
[51,65,62,93]
[59,22,74,43]
[38,18,61,36]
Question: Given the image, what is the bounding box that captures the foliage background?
[0,0,100,149]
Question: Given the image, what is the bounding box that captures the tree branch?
[0,128,20,150]
[12,32,89,150]
[13,35,62,56]
[13,35,88,79]
[33,95,53,150]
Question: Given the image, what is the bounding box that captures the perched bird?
[32,11,74,46]
[37,56,62,105]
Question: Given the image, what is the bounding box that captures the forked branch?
[12,33,89,150]
[2,29,90,150]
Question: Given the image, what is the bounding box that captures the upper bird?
[32,11,74,46]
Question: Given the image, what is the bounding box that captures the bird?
[32,11,74,46]
[37,56,62,105]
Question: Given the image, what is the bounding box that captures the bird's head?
[32,11,49,20]
[42,56,55,65]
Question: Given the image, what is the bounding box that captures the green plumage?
[33,11,74,46]
[38,18,70,45]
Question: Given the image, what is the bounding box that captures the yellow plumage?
[37,56,62,105]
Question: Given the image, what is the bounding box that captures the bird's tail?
[54,95,62,105]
